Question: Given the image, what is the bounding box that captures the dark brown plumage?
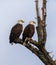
[9,20,24,43]
[22,21,35,42]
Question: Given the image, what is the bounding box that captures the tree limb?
[13,38,50,65]
[35,0,41,26]
[13,38,56,65]
[42,0,47,22]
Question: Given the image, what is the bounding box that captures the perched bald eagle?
[9,19,24,44]
[22,21,36,44]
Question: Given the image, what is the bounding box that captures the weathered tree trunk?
[10,0,56,65]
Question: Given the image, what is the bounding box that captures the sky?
[0,0,56,65]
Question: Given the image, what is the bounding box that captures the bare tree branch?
[35,0,41,23]
[41,0,47,47]
[13,38,51,65]
[42,0,47,22]
[36,0,47,48]
[13,38,56,65]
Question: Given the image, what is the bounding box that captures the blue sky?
[0,0,56,65]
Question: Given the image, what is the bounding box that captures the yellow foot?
[23,42,26,46]
[25,37,32,41]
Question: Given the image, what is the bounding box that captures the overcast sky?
[0,0,56,65]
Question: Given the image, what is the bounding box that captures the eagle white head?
[29,21,36,25]
[18,19,24,24]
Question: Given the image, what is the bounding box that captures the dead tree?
[10,0,56,65]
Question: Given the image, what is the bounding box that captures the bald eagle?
[9,19,24,44]
[22,21,36,44]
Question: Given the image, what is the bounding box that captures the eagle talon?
[29,38,32,41]
[25,38,32,41]
[10,43,13,45]
[23,42,26,46]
